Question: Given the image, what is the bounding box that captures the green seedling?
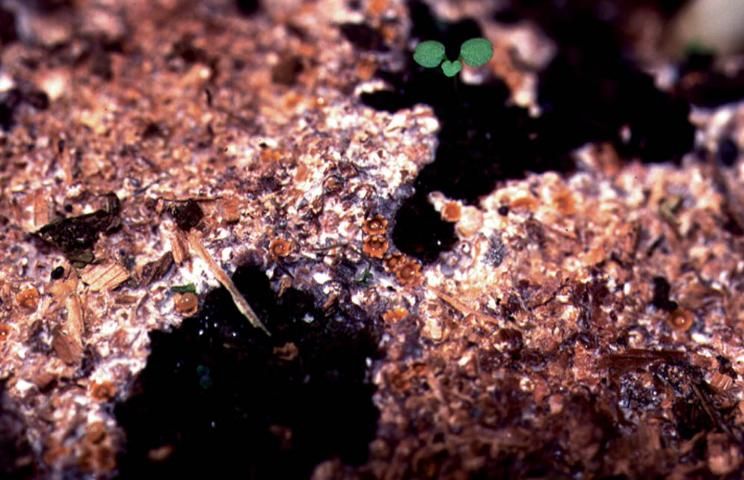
[355,265,373,285]
[413,37,493,77]
[413,40,446,68]
[171,283,197,294]
[460,38,494,67]
[441,59,462,77]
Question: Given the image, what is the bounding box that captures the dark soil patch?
[0,381,34,480]
[115,264,381,479]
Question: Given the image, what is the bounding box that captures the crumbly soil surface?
[0,0,743,478]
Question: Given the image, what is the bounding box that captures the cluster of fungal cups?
[361,215,423,287]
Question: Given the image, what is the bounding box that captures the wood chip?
[171,230,190,264]
[52,294,85,365]
[32,190,50,231]
[221,196,242,223]
[66,294,84,341]
[52,327,83,365]
[80,262,129,292]
[48,276,78,299]
[187,231,269,334]
[138,251,174,286]
[429,286,499,326]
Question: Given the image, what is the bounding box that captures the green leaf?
[441,59,462,77]
[69,250,95,268]
[460,37,493,67]
[413,40,445,68]
[355,266,373,285]
[171,283,197,294]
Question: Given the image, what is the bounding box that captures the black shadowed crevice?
[651,276,678,312]
[234,0,261,16]
[0,381,34,480]
[0,86,50,132]
[672,48,744,108]
[392,194,456,264]
[529,3,695,163]
[339,23,388,52]
[115,264,381,479]
[0,4,17,45]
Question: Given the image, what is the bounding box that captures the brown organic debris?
[441,202,461,222]
[148,445,175,462]
[667,307,694,332]
[51,326,83,365]
[384,252,405,272]
[221,196,242,224]
[455,206,483,238]
[84,422,108,445]
[65,295,84,338]
[15,287,40,311]
[138,252,174,286]
[34,193,121,262]
[173,292,199,316]
[170,230,190,264]
[48,276,78,299]
[78,443,116,473]
[363,234,389,259]
[429,286,499,326]
[601,349,686,374]
[712,156,744,232]
[90,382,116,401]
[362,214,388,236]
[50,294,86,365]
[168,199,204,231]
[273,342,299,362]
[0,324,10,342]
[709,372,734,392]
[32,191,51,231]
[707,432,742,475]
[269,237,293,258]
[382,307,409,323]
[80,262,130,292]
[553,187,577,216]
[394,257,423,287]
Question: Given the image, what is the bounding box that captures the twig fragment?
[428,286,499,325]
[187,231,270,335]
